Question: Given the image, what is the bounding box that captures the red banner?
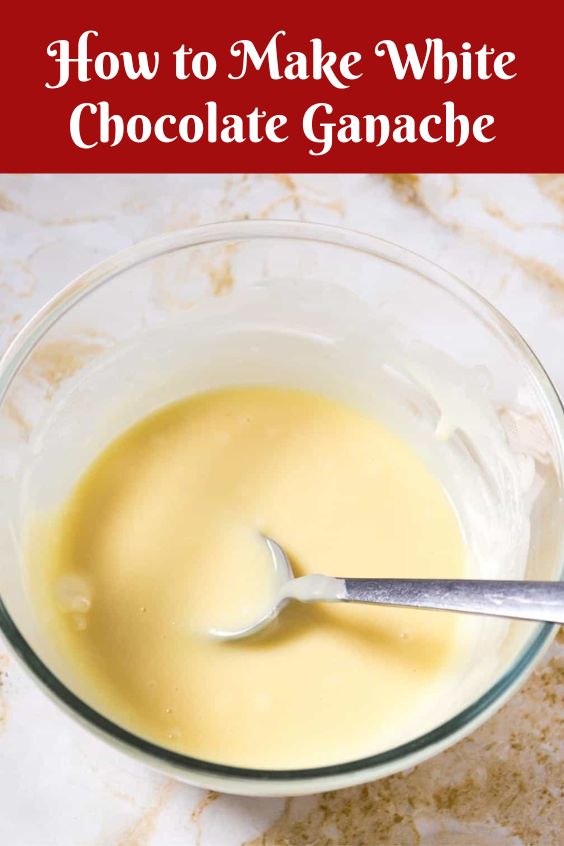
[1,0,562,172]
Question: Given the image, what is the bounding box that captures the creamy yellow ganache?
[30,386,466,768]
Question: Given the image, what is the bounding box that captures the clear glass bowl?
[0,220,562,796]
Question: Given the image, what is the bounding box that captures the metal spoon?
[211,536,564,641]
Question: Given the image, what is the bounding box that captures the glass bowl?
[0,220,562,796]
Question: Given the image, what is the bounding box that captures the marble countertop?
[0,173,562,845]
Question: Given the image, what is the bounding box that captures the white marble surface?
[0,173,563,845]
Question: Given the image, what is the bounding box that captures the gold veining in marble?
[0,260,37,300]
[0,186,111,226]
[116,779,175,846]
[217,174,251,216]
[383,174,564,303]
[512,256,564,296]
[534,175,564,208]
[258,174,344,220]
[0,192,21,213]
[190,789,220,823]
[3,335,110,440]
[382,173,465,229]
[190,790,220,845]
[23,337,109,393]
[208,243,236,296]
[383,174,424,207]
[4,395,32,439]
[0,261,37,346]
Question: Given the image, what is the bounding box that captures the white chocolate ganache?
[24,277,538,770]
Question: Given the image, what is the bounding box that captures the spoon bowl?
[211,535,564,642]
[209,536,295,640]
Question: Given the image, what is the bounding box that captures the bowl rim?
[1,218,563,787]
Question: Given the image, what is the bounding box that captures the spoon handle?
[341,579,564,625]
